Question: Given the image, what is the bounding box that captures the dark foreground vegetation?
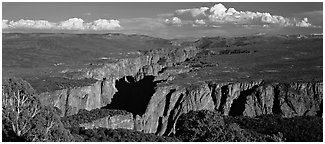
[69,127,180,142]
[2,77,323,142]
[175,110,322,142]
[61,109,130,128]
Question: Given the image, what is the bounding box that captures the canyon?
[2,33,323,140]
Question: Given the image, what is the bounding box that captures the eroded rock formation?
[36,46,198,116]
[135,81,322,136]
[32,41,322,136]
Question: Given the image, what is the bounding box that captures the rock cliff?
[37,46,198,116]
[30,36,322,136]
[135,81,322,136]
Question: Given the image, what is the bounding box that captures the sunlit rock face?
[135,81,322,136]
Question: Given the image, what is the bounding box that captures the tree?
[2,90,40,137]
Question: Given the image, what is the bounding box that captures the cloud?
[2,20,9,29]
[8,19,56,29]
[195,19,206,25]
[3,18,121,30]
[295,18,311,27]
[89,19,121,30]
[295,10,322,27]
[164,3,316,28]
[58,18,85,30]
[175,7,209,17]
[209,3,228,17]
[164,17,182,26]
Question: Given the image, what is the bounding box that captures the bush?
[2,90,41,138]
[2,118,26,142]
[2,77,36,96]
[61,109,130,128]
[70,127,181,142]
[225,114,323,142]
[2,78,74,142]
[175,110,282,142]
[26,106,75,142]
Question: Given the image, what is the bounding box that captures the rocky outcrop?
[37,46,199,116]
[79,113,134,130]
[81,46,198,80]
[38,80,116,117]
[134,81,322,136]
[135,83,215,135]
[213,81,323,118]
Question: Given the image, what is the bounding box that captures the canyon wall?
[35,45,322,136]
[136,81,322,136]
[38,46,198,116]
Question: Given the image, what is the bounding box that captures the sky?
[2,2,323,39]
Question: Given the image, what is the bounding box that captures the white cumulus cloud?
[165,17,182,26]
[58,18,85,30]
[296,18,312,27]
[2,20,9,29]
[7,19,56,29]
[164,3,315,28]
[210,3,228,17]
[89,19,121,30]
[2,18,122,30]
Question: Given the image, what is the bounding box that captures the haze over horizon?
[2,2,323,39]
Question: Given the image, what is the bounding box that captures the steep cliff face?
[214,81,323,118]
[38,80,115,117]
[34,43,322,137]
[37,46,199,116]
[136,83,215,135]
[134,81,322,136]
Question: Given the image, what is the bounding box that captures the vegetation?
[2,79,323,142]
[61,108,130,128]
[2,78,180,142]
[69,127,180,142]
[2,90,40,137]
[225,114,323,142]
[175,110,322,142]
[26,77,98,93]
[175,110,282,142]
[2,78,40,140]
[2,78,74,142]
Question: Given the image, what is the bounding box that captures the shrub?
[2,90,40,137]
[175,110,282,142]
[2,78,75,142]
[69,127,181,142]
[225,114,323,142]
[61,109,130,128]
[26,106,75,142]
